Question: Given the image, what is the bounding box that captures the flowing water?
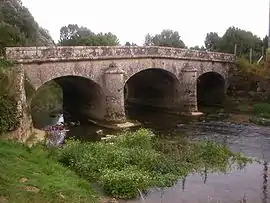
[123,120,270,203]
[34,109,270,203]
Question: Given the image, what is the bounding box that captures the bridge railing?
[5,46,236,64]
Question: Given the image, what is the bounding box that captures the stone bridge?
[6,46,235,132]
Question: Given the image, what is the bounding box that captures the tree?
[218,27,263,59]
[59,24,94,42]
[190,45,206,51]
[204,32,221,51]
[204,27,265,60]
[144,29,185,48]
[125,42,137,46]
[0,0,55,51]
[59,24,119,46]
[263,35,268,49]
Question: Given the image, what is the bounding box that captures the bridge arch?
[124,68,181,120]
[24,63,102,91]
[197,71,226,108]
[30,75,106,128]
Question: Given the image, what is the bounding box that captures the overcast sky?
[22,0,269,47]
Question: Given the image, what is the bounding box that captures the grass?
[0,140,97,203]
[0,129,253,201]
[253,103,270,119]
[249,103,270,126]
[56,129,251,199]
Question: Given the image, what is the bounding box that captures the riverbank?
[0,140,98,203]
[198,97,270,127]
[0,129,251,203]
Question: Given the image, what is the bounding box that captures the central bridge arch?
[124,68,181,120]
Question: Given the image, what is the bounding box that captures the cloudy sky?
[22,0,269,47]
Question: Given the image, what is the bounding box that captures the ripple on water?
[124,121,270,203]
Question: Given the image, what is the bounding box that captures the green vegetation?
[56,129,251,199]
[30,81,63,126]
[0,94,18,133]
[144,29,186,48]
[0,0,54,55]
[204,27,266,60]
[0,0,55,133]
[237,57,270,79]
[0,140,97,203]
[59,24,119,46]
[0,59,18,134]
[245,103,270,126]
[253,103,270,119]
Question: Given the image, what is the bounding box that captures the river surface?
[34,110,270,203]
[123,120,270,203]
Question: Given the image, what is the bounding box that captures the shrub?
[0,59,19,134]
[56,129,251,199]
[253,103,270,118]
[0,94,18,133]
[100,167,150,199]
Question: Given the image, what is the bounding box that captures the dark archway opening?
[30,76,105,129]
[197,72,226,109]
[124,68,181,126]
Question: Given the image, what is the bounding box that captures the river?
[123,120,270,203]
[34,110,270,203]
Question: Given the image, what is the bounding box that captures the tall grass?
[0,140,97,203]
[253,103,270,118]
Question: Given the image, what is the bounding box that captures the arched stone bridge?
[6,46,236,129]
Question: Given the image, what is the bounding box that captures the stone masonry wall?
[5,46,236,134]
[6,46,235,64]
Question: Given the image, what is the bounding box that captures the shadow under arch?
[29,75,106,129]
[124,68,181,124]
[197,71,226,108]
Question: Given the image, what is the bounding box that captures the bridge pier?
[182,65,198,112]
[9,64,33,141]
[103,63,127,123]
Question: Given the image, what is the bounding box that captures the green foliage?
[56,129,251,199]
[0,139,97,203]
[100,168,150,199]
[0,0,54,55]
[29,81,63,127]
[253,103,270,118]
[0,59,13,76]
[205,26,264,60]
[189,45,206,51]
[59,24,119,46]
[113,129,154,150]
[30,81,62,113]
[125,42,137,46]
[0,94,18,133]
[0,59,18,134]
[237,57,270,79]
[144,29,186,48]
[204,32,221,51]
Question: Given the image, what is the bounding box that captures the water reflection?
[33,108,270,203]
[124,120,270,203]
[262,161,268,203]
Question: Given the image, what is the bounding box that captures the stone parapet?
[5,46,235,64]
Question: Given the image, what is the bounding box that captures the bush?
[0,59,19,134]
[56,129,251,199]
[100,167,150,199]
[237,57,270,79]
[253,103,270,118]
[0,94,18,133]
